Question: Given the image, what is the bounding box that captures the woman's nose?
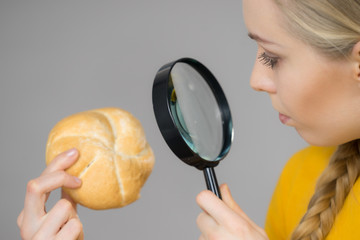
[250,61,277,94]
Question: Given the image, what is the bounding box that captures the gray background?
[0,0,307,239]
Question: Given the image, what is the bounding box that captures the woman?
[196,0,360,239]
[18,0,360,239]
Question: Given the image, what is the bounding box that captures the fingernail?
[73,176,82,184]
[66,148,77,157]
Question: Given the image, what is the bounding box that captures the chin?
[295,128,340,147]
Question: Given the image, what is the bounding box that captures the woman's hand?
[196,184,269,240]
[17,148,84,240]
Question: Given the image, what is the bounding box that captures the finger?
[33,199,77,239]
[196,211,218,234]
[198,235,206,240]
[42,148,79,176]
[220,183,265,232]
[220,184,249,220]
[77,227,85,240]
[41,149,79,206]
[197,213,235,240]
[61,189,77,212]
[23,171,81,223]
[17,210,24,228]
[196,190,247,227]
[57,218,83,240]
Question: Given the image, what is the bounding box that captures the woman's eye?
[258,52,279,69]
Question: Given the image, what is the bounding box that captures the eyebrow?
[248,32,277,45]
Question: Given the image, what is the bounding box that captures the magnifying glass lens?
[170,62,223,161]
[153,58,234,199]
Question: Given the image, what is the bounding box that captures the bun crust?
[45,107,155,210]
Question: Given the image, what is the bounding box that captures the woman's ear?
[351,41,360,81]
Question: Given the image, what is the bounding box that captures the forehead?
[242,0,291,46]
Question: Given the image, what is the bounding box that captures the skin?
[244,0,360,147]
[196,0,360,239]
[19,1,360,239]
[196,185,268,240]
[17,148,84,240]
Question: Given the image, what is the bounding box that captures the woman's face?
[243,0,360,146]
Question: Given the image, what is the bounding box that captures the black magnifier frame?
[152,57,233,199]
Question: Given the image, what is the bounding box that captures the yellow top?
[265,146,360,240]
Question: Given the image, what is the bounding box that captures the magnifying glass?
[152,57,233,199]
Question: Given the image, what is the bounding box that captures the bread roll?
[45,107,155,210]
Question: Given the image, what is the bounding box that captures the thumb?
[61,189,78,212]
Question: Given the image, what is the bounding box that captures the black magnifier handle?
[203,167,222,199]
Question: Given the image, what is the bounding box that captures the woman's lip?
[279,113,290,124]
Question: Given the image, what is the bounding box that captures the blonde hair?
[275,0,360,59]
[272,1,360,239]
[292,142,360,240]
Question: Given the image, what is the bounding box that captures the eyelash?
[258,52,279,69]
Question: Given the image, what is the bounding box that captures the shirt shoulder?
[265,146,335,240]
[284,145,335,178]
